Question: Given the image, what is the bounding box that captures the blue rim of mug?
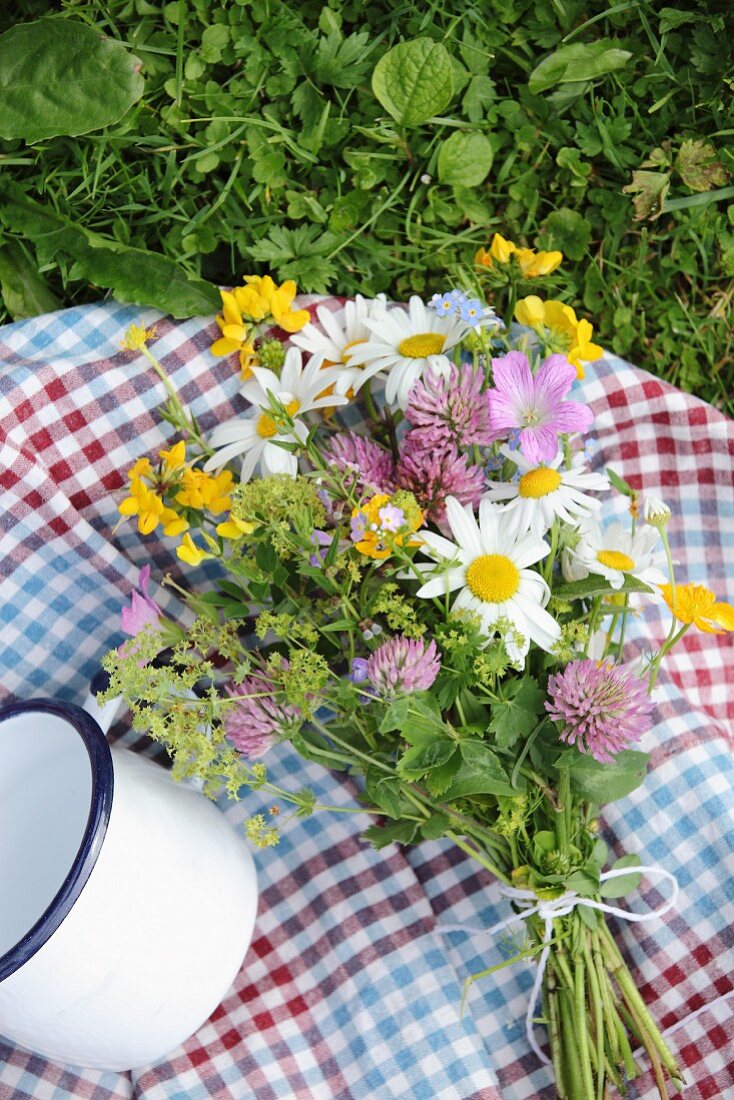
[0,698,114,982]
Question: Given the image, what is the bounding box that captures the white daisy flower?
[565,517,666,592]
[484,446,610,538]
[204,348,347,483]
[345,295,471,409]
[289,294,388,395]
[410,496,560,666]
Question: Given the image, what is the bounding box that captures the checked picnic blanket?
[1,297,734,1100]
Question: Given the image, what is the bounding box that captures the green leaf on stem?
[363,818,419,850]
[600,853,643,898]
[397,738,455,780]
[553,575,653,601]
[437,741,515,800]
[567,749,649,803]
[489,677,545,750]
[371,38,453,126]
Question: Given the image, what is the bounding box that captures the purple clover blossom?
[404,363,498,451]
[487,351,593,465]
[326,432,396,496]
[396,433,485,530]
[366,636,441,697]
[378,504,405,532]
[545,659,655,764]
[120,565,161,636]
[224,669,301,759]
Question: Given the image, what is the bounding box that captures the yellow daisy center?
[256,399,300,438]
[596,549,635,571]
[466,554,520,603]
[342,338,365,363]
[518,467,562,499]
[398,332,446,358]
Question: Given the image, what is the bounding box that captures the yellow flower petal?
[275,307,310,333]
[490,233,516,263]
[514,295,546,328]
[211,336,240,357]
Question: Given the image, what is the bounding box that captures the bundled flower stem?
[104,260,734,1099]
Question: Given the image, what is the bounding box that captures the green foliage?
[0,1,731,407]
[0,17,144,141]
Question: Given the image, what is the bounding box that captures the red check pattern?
[1,298,734,1100]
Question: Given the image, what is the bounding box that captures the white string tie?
[436,864,679,1065]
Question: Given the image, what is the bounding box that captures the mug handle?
[82,668,123,737]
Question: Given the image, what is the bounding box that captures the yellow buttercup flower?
[176,468,233,514]
[514,296,603,379]
[659,583,734,635]
[177,533,216,566]
[475,234,563,277]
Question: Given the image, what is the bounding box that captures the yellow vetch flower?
[118,478,188,537]
[475,234,563,277]
[176,468,234,514]
[177,533,216,566]
[216,516,258,540]
[159,440,187,476]
[659,583,734,635]
[514,296,603,379]
[211,290,258,380]
[241,275,310,334]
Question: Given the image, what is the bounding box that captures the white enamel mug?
[0,689,258,1071]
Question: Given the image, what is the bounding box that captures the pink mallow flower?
[326,431,396,496]
[120,565,161,636]
[366,636,441,697]
[487,351,593,464]
[224,670,301,759]
[404,363,498,450]
[396,433,485,529]
[545,659,654,764]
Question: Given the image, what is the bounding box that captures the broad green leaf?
[437,130,493,187]
[363,818,419,850]
[489,677,545,751]
[0,241,60,319]
[568,750,649,804]
[397,739,455,780]
[438,741,515,801]
[553,575,653,601]
[425,751,462,796]
[545,208,591,261]
[371,38,453,126]
[0,19,144,142]
[379,696,410,734]
[364,774,404,819]
[606,467,636,497]
[420,811,450,840]
[0,186,219,318]
[528,41,632,95]
[600,854,643,898]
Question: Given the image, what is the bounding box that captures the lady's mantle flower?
[290,294,388,395]
[659,582,734,634]
[546,659,654,763]
[485,446,609,537]
[486,351,593,465]
[205,348,347,482]
[120,565,161,636]
[475,234,563,277]
[567,518,666,592]
[365,636,441,696]
[350,491,423,560]
[515,297,603,379]
[346,295,472,410]
[404,363,497,450]
[326,431,397,496]
[410,496,560,666]
[396,435,485,529]
[224,670,301,759]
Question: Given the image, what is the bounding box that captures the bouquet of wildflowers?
[105,255,734,1099]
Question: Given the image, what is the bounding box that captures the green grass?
[0,0,732,410]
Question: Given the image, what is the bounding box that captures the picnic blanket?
[1,297,734,1100]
